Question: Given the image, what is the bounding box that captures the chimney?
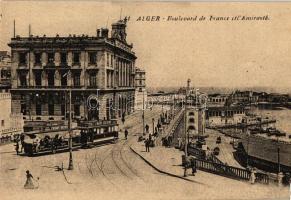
[96,29,100,37]
[101,28,109,38]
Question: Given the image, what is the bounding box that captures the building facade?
[0,92,23,138]
[186,106,206,136]
[206,106,245,127]
[8,19,137,122]
[0,51,11,89]
[134,67,147,110]
[207,93,228,107]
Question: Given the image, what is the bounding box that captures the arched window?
[188,125,195,130]
[189,112,194,116]
[189,118,195,123]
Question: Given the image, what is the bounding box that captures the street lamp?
[152,118,155,134]
[142,90,145,136]
[68,89,74,170]
[277,136,281,173]
[62,70,73,170]
[184,79,191,158]
[246,130,250,169]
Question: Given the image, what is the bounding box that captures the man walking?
[121,112,125,124]
[15,141,19,155]
[20,133,25,153]
[145,138,150,152]
[124,129,128,140]
[145,124,149,134]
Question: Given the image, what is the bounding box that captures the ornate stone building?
[186,106,206,137]
[8,19,137,121]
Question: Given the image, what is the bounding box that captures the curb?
[130,145,201,184]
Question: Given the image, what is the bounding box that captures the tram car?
[21,120,119,156]
[22,128,80,156]
[78,120,119,148]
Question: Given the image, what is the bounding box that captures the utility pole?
[246,130,250,168]
[142,90,145,136]
[28,24,31,120]
[64,90,67,121]
[183,79,191,177]
[184,79,191,158]
[13,20,16,38]
[152,118,155,134]
[277,136,280,173]
[68,89,74,170]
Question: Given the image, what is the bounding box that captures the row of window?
[208,110,244,117]
[18,72,82,87]
[21,100,130,118]
[106,53,132,68]
[209,98,227,103]
[18,71,134,88]
[21,103,80,116]
[18,52,97,65]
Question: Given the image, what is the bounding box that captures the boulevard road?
[0,106,287,200]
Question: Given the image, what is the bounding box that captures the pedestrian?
[168,135,172,146]
[157,122,161,129]
[145,124,149,133]
[249,168,256,184]
[15,141,19,155]
[24,170,35,189]
[20,133,25,153]
[163,137,168,147]
[122,112,125,124]
[124,129,128,140]
[145,138,150,152]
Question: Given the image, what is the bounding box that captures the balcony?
[87,85,99,89]
[16,85,84,89]
[78,119,117,128]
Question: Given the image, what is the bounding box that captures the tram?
[22,120,119,156]
[79,120,119,148]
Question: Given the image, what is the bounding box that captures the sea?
[251,107,291,137]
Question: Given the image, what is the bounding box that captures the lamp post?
[152,118,155,134]
[162,96,164,114]
[184,79,191,158]
[183,79,191,177]
[277,136,281,173]
[246,130,250,168]
[68,89,74,170]
[62,71,73,170]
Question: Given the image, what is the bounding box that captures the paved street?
[205,128,243,168]
[0,106,288,200]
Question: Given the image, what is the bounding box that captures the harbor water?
[251,107,291,137]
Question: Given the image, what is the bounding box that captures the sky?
[1,1,291,88]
